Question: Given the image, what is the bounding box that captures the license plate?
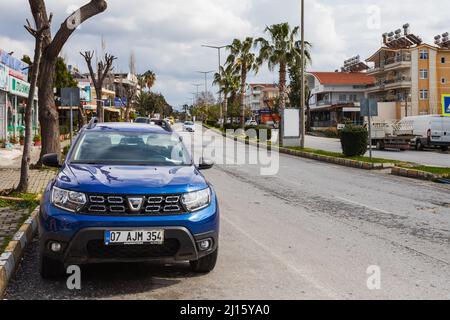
[104,230,164,245]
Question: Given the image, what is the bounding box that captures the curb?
[0,206,39,298]
[203,124,393,171]
[391,166,440,181]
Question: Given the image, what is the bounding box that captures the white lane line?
[221,214,339,299]
[334,196,394,215]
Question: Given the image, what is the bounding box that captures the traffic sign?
[442,94,450,116]
[360,98,378,117]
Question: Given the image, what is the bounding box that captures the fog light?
[198,239,212,251]
[50,242,62,252]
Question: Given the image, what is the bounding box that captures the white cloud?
[1,0,449,108]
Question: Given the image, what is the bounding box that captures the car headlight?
[51,187,87,212]
[182,188,211,212]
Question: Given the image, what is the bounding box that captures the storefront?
[0,51,38,142]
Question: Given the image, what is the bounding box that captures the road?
[4,123,450,300]
[306,135,450,167]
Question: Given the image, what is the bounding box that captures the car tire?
[416,140,424,151]
[190,248,218,273]
[40,255,65,279]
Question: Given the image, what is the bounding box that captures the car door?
[440,117,450,144]
[430,118,443,144]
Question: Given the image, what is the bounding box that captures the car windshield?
[71,131,192,166]
[185,122,194,125]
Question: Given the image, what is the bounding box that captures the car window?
[71,131,191,166]
[134,118,149,124]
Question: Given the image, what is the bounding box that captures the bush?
[245,125,272,141]
[205,120,218,127]
[340,125,368,157]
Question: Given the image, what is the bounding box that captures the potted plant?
[33,134,42,146]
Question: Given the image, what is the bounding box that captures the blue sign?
[442,94,450,116]
[0,49,29,78]
[114,97,127,107]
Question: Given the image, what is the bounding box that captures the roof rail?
[87,117,99,129]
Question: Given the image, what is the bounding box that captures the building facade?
[245,84,279,113]
[0,49,38,141]
[365,28,450,122]
[306,72,375,129]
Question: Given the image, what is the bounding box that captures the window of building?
[442,78,447,84]
[339,94,347,101]
[420,89,429,100]
[420,49,429,60]
[442,57,446,64]
[420,69,429,79]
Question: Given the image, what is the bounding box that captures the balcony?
[367,54,412,75]
[367,76,411,93]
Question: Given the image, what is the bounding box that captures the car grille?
[81,194,186,215]
[87,239,180,259]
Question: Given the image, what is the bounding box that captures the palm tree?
[213,64,240,128]
[144,70,156,90]
[226,37,258,128]
[255,22,311,112]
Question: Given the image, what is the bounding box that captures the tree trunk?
[78,105,87,128]
[278,62,287,111]
[125,105,131,122]
[96,89,103,122]
[30,0,108,165]
[37,56,60,166]
[240,66,247,129]
[17,38,43,192]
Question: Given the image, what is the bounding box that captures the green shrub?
[245,125,272,141]
[340,125,368,157]
[205,120,218,127]
[63,144,71,156]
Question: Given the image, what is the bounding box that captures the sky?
[0,0,448,109]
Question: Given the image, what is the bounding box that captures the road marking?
[334,196,393,215]
[221,214,339,299]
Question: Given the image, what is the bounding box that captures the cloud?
[1,0,449,108]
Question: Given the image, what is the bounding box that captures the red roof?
[308,72,375,85]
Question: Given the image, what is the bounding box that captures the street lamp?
[300,0,306,147]
[202,45,227,125]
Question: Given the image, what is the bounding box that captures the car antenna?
[87,117,99,129]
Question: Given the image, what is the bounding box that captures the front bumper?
[40,226,218,265]
[39,187,220,265]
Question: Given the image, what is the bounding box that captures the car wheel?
[190,248,218,273]
[40,255,65,279]
[416,140,424,151]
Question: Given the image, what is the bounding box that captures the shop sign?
[10,76,30,98]
[0,64,8,91]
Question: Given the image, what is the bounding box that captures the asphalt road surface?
[4,123,450,300]
[306,135,450,167]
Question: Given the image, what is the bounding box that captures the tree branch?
[47,0,107,58]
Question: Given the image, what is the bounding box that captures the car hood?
[56,164,208,194]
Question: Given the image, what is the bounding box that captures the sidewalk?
[0,169,55,194]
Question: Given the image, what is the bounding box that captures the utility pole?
[300,0,306,148]
[202,45,227,125]
[197,71,214,95]
[192,83,202,104]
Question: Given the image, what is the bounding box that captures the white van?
[400,115,450,151]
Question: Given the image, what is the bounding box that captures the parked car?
[39,119,219,278]
[245,120,258,126]
[134,117,151,124]
[401,115,450,151]
[183,121,195,132]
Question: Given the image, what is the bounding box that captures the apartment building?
[245,84,279,113]
[306,71,375,129]
[365,25,450,122]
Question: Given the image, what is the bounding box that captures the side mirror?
[42,153,61,168]
[198,157,214,170]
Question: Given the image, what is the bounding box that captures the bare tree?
[117,79,137,122]
[16,13,52,192]
[29,0,108,165]
[80,51,116,122]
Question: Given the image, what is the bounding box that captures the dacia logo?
[127,197,144,212]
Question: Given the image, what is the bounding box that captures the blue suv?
[39,121,219,278]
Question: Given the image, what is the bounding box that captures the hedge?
[340,125,368,157]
